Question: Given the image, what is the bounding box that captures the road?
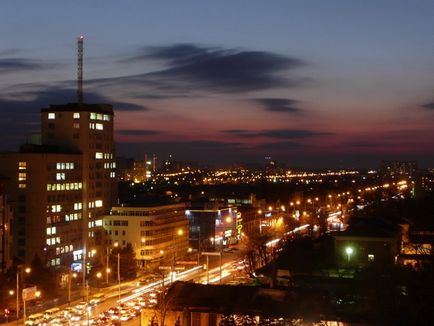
[4,249,245,326]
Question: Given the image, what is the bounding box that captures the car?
[25,313,44,325]
[75,301,87,311]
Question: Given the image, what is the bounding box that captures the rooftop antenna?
[77,35,84,104]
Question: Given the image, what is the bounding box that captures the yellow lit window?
[48,113,55,119]
[18,173,26,181]
[18,162,27,170]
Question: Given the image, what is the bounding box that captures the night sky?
[1,1,434,168]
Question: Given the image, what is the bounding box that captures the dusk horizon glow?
[1,1,434,168]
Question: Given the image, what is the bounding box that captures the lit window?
[95,200,103,208]
[89,123,95,129]
[74,203,82,210]
[56,173,65,180]
[90,112,97,120]
[368,254,375,262]
[95,219,103,226]
[96,113,103,120]
[103,114,110,121]
[18,162,27,170]
[73,123,80,129]
[48,113,55,119]
[18,173,26,181]
[73,112,80,119]
[18,184,26,189]
[51,205,61,213]
[95,123,103,130]
[95,152,103,159]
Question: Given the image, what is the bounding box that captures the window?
[95,152,103,159]
[95,123,103,130]
[18,184,26,189]
[122,230,126,236]
[48,113,55,119]
[56,173,65,180]
[103,114,110,121]
[368,254,375,262]
[95,200,103,207]
[18,162,27,170]
[18,173,26,181]
[90,112,97,120]
[51,205,61,213]
[73,123,80,129]
[73,112,80,119]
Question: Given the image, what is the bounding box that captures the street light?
[16,265,31,324]
[68,271,77,305]
[345,246,353,262]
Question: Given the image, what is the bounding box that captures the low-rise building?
[334,218,401,268]
[103,203,189,268]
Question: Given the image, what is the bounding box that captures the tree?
[27,254,58,297]
[109,243,138,280]
[242,231,273,273]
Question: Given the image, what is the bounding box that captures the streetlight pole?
[16,265,30,324]
[15,271,19,325]
[106,248,109,286]
[117,253,120,302]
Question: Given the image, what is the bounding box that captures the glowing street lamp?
[345,247,354,262]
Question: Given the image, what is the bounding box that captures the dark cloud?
[223,128,332,139]
[115,43,307,94]
[117,129,161,136]
[0,49,22,57]
[223,129,250,134]
[253,98,300,113]
[422,102,434,110]
[0,58,56,73]
[254,141,307,151]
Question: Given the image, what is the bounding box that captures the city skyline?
[1,1,434,168]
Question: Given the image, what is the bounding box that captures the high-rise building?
[0,177,13,272]
[0,103,117,271]
[41,104,117,252]
[0,148,83,267]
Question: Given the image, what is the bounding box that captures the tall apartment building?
[103,203,189,268]
[41,104,117,252]
[0,103,116,270]
[0,177,13,272]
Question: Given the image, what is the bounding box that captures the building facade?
[186,203,238,250]
[0,151,83,267]
[103,203,189,268]
[0,103,116,271]
[41,104,117,253]
[0,178,13,272]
